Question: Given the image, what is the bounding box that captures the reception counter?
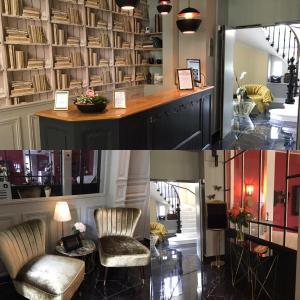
[35,87,214,149]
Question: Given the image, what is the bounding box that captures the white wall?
[0,150,150,276]
[150,150,201,182]
[203,150,225,257]
[227,0,300,27]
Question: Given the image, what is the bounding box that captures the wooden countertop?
[35,87,213,122]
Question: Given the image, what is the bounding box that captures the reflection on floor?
[0,265,150,300]
[151,243,248,300]
[214,113,297,150]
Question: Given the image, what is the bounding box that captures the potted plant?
[74,89,109,113]
[228,206,253,242]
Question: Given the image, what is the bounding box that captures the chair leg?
[104,267,108,287]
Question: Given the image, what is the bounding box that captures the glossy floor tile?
[213,113,297,150]
[151,243,248,300]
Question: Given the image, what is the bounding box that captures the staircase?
[154,181,198,245]
[263,24,299,103]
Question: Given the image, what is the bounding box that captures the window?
[224,150,299,250]
[0,150,102,199]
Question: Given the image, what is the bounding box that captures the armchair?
[0,219,85,300]
[94,207,150,286]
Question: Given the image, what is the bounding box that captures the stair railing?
[154,181,182,233]
[263,24,299,102]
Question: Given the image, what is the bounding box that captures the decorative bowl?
[74,102,107,113]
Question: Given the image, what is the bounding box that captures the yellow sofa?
[242,84,274,113]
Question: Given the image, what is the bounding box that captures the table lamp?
[54,201,71,237]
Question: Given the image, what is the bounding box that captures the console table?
[229,238,279,300]
[35,87,214,149]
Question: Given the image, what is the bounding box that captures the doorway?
[220,24,300,150]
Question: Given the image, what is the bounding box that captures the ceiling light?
[177,0,201,34]
[115,0,140,10]
[157,0,172,15]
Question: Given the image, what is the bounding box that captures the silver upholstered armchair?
[0,219,85,300]
[94,207,150,286]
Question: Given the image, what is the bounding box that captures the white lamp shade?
[54,202,72,222]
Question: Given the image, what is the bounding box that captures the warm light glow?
[246,184,254,196]
[121,6,134,10]
[161,12,169,15]
[53,201,72,222]
[184,12,194,19]
[183,31,196,34]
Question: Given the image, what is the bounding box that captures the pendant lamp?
[176,0,201,34]
[115,0,140,10]
[157,0,172,15]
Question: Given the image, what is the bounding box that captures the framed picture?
[186,59,201,87]
[176,68,194,90]
[54,91,69,111]
[61,233,83,252]
[114,91,126,108]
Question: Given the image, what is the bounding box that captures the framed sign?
[114,91,126,108]
[54,91,69,111]
[177,68,194,90]
[61,233,83,252]
[186,59,201,87]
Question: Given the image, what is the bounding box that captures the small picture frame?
[186,59,201,87]
[61,233,83,252]
[176,68,194,90]
[54,91,69,111]
[114,91,127,108]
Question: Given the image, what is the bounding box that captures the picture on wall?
[186,59,201,87]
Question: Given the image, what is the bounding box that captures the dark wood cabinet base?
[38,88,214,149]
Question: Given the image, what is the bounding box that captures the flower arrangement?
[235,71,248,100]
[72,222,86,236]
[75,89,108,105]
[228,206,253,241]
[74,89,109,113]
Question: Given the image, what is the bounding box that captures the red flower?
[244,207,252,214]
[230,206,240,217]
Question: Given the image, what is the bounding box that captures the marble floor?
[0,265,150,300]
[151,243,248,300]
[214,113,297,150]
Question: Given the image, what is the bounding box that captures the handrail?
[154,180,182,233]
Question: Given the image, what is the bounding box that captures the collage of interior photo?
[0,1,300,300]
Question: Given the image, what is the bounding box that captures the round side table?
[56,239,97,274]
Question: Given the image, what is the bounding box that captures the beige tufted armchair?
[94,207,150,286]
[0,219,85,300]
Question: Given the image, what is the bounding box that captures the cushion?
[14,255,85,300]
[99,236,150,267]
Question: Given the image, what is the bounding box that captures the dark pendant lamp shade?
[177,1,201,34]
[157,1,172,15]
[115,0,140,10]
[176,19,202,34]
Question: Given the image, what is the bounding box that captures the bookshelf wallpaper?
[0,0,163,108]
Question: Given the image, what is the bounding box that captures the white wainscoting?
[0,193,106,276]
[0,100,53,149]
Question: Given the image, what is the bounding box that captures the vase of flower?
[228,206,253,243]
[72,222,86,240]
[236,223,244,242]
[74,89,109,113]
[44,186,51,197]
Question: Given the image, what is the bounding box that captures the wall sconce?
[245,184,254,196]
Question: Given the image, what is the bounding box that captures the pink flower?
[86,89,95,97]
[231,206,240,217]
